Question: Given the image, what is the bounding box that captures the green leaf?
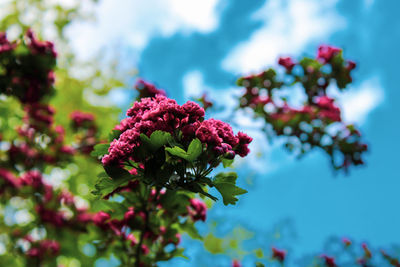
[204,233,224,254]
[186,138,202,161]
[165,138,203,162]
[165,146,187,158]
[172,248,188,260]
[92,166,133,198]
[180,221,202,240]
[91,175,132,198]
[255,262,265,267]
[92,200,126,220]
[222,158,234,168]
[254,248,264,258]
[185,182,218,201]
[213,172,247,205]
[150,130,172,148]
[90,143,110,157]
[140,130,172,152]
[108,129,122,142]
[104,165,132,181]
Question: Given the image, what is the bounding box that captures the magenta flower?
[188,198,207,222]
[272,247,286,263]
[317,45,342,63]
[278,56,296,71]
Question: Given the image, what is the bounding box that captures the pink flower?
[135,79,166,99]
[174,233,181,246]
[342,237,352,247]
[109,219,125,236]
[40,240,60,255]
[26,29,57,58]
[103,95,252,170]
[317,45,342,63]
[347,60,356,71]
[188,198,207,222]
[0,32,16,53]
[70,111,95,128]
[24,103,55,128]
[124,207,135,222]
[58,190,74,205]
[316,96,341,122]
[232,259,242,267]
[272,247,286,262]
[236,131,253,157]
[0,168,20,191]
[321,255,336,267]
[362,243,372,259]
[278,56,296,71]
[76,209,93,224]
[126,233,138,246]
[26,240,60,258]
[36,205,66,227]
[60,146,76,155]
[93,211,111,227]
[20,170,43,189]
[141,244,150,255]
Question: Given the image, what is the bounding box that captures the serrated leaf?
[165,138,203,162]
[184,182,218,201]
[92,166,133,198]
[140,130,172,152]
[213,172,247,205]
[180,221,202,240]
[172,248,188,259]
[222,158,234,168]
[165,146,188,158]
[186,138,202,161]
[150,130,172,149]
[104,165,132,181]
[108,129,122,142]
[91,175,132,198]
[204,234,224,254]
[92,200,126,220]
[90,143,110,157]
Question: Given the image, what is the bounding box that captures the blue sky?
[66,0,400,265]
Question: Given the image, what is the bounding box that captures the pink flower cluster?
[91,205,179,251]
[70,111,95,128]
[317,45,342,63]
[135,79,166,99]
[10,104,76,168]
[24,103,55,129]
[25,238,60,259]
[321,255,336,267]
[103,95,252,165]
[0,168,20,193]
[316,96,341,122]
[0,30,56,104]
[0,32,16,53]
[26,29,57,58]
[278,56,296,71]
[187,198,207,222]
[70,110,98,154]
[272,247,286,263]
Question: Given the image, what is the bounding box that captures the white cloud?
[335,77,384,124]
[66,0,221,60]
[222,0,345,74]
[182,70,207,99]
